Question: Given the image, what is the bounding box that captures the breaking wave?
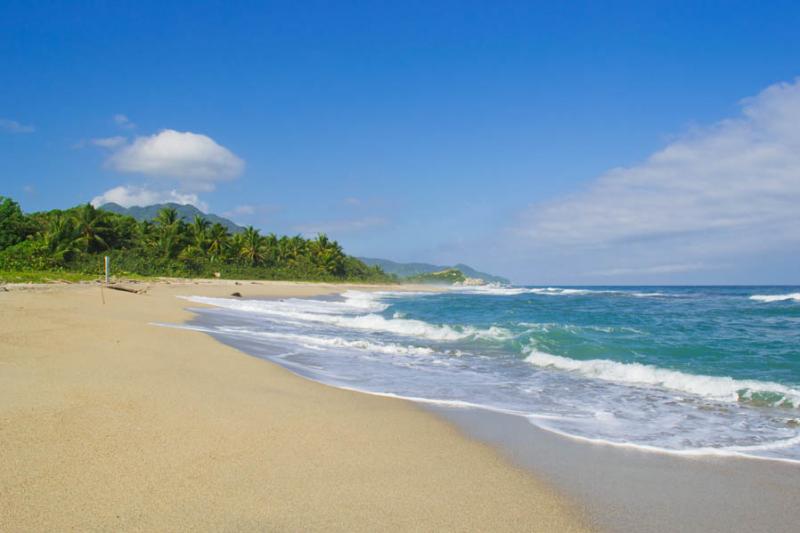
[750,293,800,303]
[183,294,512,342]
[524,348,800,408]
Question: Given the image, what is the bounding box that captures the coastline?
[0,280,590,531]
[187,285,800,533]
[434,407,800,533]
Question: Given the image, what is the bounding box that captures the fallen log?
[107,285,147,294]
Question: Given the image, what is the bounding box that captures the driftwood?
[107,285,147,294]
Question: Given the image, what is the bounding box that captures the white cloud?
[90,185,208,211]
[0,118,35,133]
[513,77,800,280]
[294,217,387,235]
[107,129,244,187]
[91,136,127,148]
[113,114,135,129]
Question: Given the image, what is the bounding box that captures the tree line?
[0,196,394,282]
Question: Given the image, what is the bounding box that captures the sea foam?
[452,285,666,298]
[524,348,800,408]
[183,294,512,342]
[750,293,800,303]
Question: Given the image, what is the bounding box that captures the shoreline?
[0,280,590,531]
[185,287,800,533]
[433,406,800,533]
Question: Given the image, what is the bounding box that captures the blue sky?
[2,1,800,284]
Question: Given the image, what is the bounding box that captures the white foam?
[220,327,438,357]
[451,284,532,296]
[528,418,800,465]
[524,348,800,408]
[750,293,800,303]
[183,295,512,342]
[452,285,666,298]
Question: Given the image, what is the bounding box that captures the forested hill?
[99,202,244,234]
[358,257,510,284]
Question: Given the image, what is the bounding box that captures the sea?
[175,286,800,463]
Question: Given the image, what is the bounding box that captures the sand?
[0,280,591,532]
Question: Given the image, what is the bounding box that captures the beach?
[0,280,590,532]
[184,284,800,533]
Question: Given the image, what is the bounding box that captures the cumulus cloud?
[513,78,800,280]
[107,129,244,187]
[0,118,35,133]
[90,185,208,211]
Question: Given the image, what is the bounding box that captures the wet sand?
[435,406,800,533]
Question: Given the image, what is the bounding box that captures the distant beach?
[0,280,588,532]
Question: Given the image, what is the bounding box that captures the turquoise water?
[181,286,800,462]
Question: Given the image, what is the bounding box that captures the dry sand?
[0,280,591,532]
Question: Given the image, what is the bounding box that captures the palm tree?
[277,235,307,267]
[73,203,109,252]
[190,216,210,247]
[153,207,184,259]
[43,215,81,263]
[262,232,278,266]
[206,223,230,262]
[155,207,179,228]
[310,233,345,275]
[239,226,266,266]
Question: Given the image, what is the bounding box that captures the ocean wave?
[524,348,800,408]
[183,295,512,342]
[452,285,666,298]
[528,287,668,298]
[221,327,439,357]
[451,285,532,296]
[750,293,800,303]
[517,322,646,335]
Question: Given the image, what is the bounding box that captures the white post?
[104,256,110,284]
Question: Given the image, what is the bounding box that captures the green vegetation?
[358,257,509,284]
[0,270,100,283]
[0,196,394,283]
[406,268,466,284]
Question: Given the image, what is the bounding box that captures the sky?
[2,1,800,284]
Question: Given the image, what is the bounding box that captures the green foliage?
[0,196,36,250]
[406,268,466,284]
[0,197,396,283]
[358,256,510,284]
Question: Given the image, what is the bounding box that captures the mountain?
[357,257,510,284]
[98,202,244,233]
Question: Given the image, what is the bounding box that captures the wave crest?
[750,293,800,303]
[524,348,800,408]
[183,295,512,342]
